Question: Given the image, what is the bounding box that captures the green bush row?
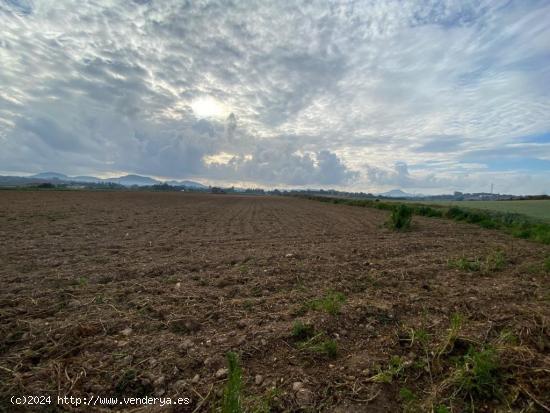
[304,196,550,244]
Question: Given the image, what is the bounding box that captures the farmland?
[0,191,549,412]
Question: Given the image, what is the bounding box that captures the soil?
[0,191,548,412]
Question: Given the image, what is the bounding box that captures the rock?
[260,338,267,346]
[254,375,263,385]
[178,338,194,352]
[236,319,247,328]
[174,380,186,391]
[191,374,200,384]
[121,327,133,336]
[296,389,313,405]
[215,368,228,379]
[175,282,182,290]
[292,382,303,392]
[154,376,165,387]
[285,253,295,258]
[169,318,201,334]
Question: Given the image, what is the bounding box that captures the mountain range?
[0,172,207,188]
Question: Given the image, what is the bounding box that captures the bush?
[388,204,413,231]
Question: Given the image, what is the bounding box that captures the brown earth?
[0,191,548,412]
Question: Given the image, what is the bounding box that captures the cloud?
[1,0,549,192]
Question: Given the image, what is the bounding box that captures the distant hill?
[379,189,419,198]
[31,172,69,180]
[104,174,159,186]
[1,172,206,188]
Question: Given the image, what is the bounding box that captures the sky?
[1,0,549,194]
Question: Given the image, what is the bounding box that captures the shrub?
[388,204,413,231]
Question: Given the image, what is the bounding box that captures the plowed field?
[1,192,548,412]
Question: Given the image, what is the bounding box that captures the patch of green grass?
[306,291,346,315]
[449,251,506,274]
[388,204,413,231]
[222,352,243,413]
[544,257,550,272]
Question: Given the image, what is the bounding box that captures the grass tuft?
[222,352,243,413]
[291,321,315,341]
[306,291,346,315]
[452,347,501,401]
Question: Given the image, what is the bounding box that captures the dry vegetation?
[0,191,548,412]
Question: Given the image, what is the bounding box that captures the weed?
[437,313,463,358]
[221,352,243,413]
[242,300,254,311]
[291,321,315,341]
[306,291,346,315]
[449,251,506,274]
[294,327,339,359]
[309,339,338,358]
[77,277,88,287]
[246,387,282,413]
[483,250,506,272]
[448,257,481,272]
[370,355,406,383]
[114,369,153,397]
[388,204,413,231]
[544,256,550,272]
[451,347,501,401]
[399,387,416,402]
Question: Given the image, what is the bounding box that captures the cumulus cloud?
[0,0,549,191]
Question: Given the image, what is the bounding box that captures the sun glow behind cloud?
[191,97,228,120]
